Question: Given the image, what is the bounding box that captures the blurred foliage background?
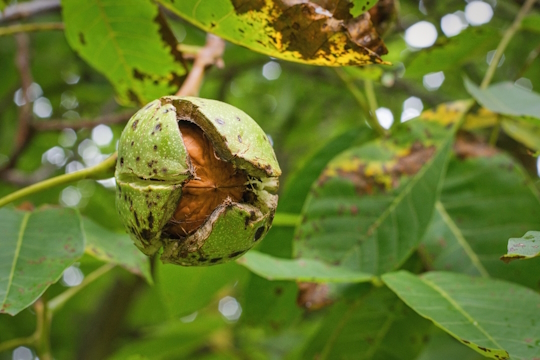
[1,0,540,359]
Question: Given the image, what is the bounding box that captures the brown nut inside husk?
[168,121,248,236]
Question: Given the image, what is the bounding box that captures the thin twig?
[0,22,64,36]
[0,0,60,23]
[480,0,537,89]
[515,42,540,80]
[48,263,116,313]
[176,34,225,97]
[32,110,136,131]
[0,153,117,208]
[0,33,35,175]
[334,68,387,136]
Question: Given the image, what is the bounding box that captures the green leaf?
[0,207,85,316]
[62,0,185,105]
[501,116,540,151]
[157,0,388,66]
[420,202,489,278]
[501,231,540,263]
[350,0,378,17]
[383,271,540,360]
[156,261,248,318]
[302,285,432,359]
[405,27,499,78]
[83,218,152,283]
[465,78,540,118]
[109,313,226,360]
[420,153,540,289]
[281,126,374,214]
[521,14,540,33]
[294,108,466,275]
[237,251,374,283]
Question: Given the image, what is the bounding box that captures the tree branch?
[32,110,136,131]
[0,33,35,175]
[0,153,117,208]
[176,34,225,97]
[480,0,537,89]
[0,0,60,23]
[0,22,64,36]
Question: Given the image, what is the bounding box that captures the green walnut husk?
[115,96,280,266]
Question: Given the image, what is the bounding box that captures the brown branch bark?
[0,0,60,23]
[0,33,35,175]
[176,34,225,97]
[32,110,136,131]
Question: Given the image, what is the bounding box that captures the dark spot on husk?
[131,141,134,146]
[148,212,154,228]
[274,287,283,296]
[216,118,225,125]
[132,120,139,130]
[228,250,246,258]
[254,226,265,241]
[140,228,152,241]
[120,157,124,166]
[136,156,140,162]
[153,145,158,151]
[210,257,223,263]
[144,102,153,110]
[133,211,140,227]
[238,135,242,143]
[155,123,162,132]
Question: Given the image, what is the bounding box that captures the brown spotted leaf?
[294,105,469,275]
[0,207,85,316]
[62,0,186,105]
[158,0,389,66]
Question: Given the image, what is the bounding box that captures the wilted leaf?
[0,207,85,316]
[83,218,152,283]
[158,0,389,66]
[463,108,498,130]
[294,105,467,275]
[383,271,540,360]
[62,0,186,105]
[420,152,540,289]
[302,285,432,359]
[465,79,540,118]
[501,231,540,263]
[237,250,374,283]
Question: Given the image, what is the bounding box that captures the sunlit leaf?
[501,231,540,263]
[0,207,84,316]
[83,218,152,283]
[465,78,540,119]
[302,285,432,359]
[383,271,540,360]
[501,116,540,151]
[62,0,186,105]
[158,0,388,66]
[294,104,469,275]
[237,250,374,283]
[420,152,540,289]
